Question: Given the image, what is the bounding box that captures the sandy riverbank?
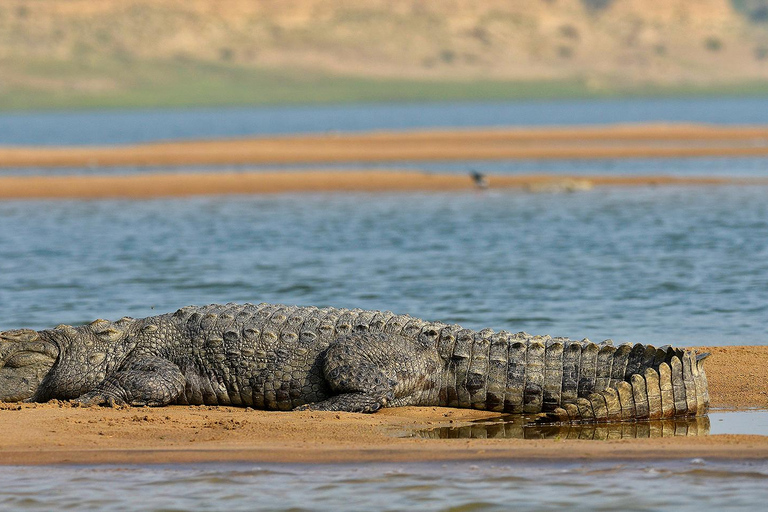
[0,171,759,200]
[1,345,766,465]
[3,124,768,169]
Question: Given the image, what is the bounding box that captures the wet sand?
[3,123,767,199]
[0,171,759,200]
[1,345,766,465]
[3,124,768,169]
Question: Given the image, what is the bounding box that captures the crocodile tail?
[444,328,551,414]
[441,327,709,422]
[539,347,710,424]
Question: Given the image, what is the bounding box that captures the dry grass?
[3,0,768,108]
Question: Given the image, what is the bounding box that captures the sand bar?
[1,345,766,465]
[3,124,768,168]
[0,171,760,200]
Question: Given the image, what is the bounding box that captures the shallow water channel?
[411,410,768,440]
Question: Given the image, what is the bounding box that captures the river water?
[4,97,768,146]
[4,97,768,177]
[1,187,765,345]
[2,459,768,512]
[1,97,767,509]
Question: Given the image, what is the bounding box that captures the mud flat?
[0,345,766,465]
[3,124,768,169]
[0,171,760,200]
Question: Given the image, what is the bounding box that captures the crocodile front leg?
[75,356,186,407]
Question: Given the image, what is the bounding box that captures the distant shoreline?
[4,66,768,113]
[5,79,768,112]
[4,2,768,111]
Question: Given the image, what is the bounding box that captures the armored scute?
[0,303,709,423]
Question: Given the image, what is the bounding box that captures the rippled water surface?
[1,186,766,345]
[2,459,768,512]
[5,97,768,146]
[5,98,768,178]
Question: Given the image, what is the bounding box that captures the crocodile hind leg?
[295,354,397,413]
[295,332,442,413]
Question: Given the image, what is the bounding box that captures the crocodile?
[0,303,709,423]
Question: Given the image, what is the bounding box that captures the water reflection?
[414,415,711,440]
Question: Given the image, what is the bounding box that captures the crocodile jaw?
[0,330,58,402]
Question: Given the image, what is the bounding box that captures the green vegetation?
[5,58,768,112]
[731,0,768,23]
[705,37,724,52]
[580,0,616,13]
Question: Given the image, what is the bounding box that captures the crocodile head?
[0,329,59,402]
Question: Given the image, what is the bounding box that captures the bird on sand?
[470,169,488,189]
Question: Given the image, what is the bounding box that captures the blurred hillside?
[3,0,768,109]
